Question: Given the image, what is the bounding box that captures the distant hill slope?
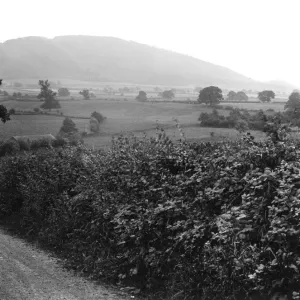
[0,35,295,91]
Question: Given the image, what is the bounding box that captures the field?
[0,80,290,149]
[0,97,278,149]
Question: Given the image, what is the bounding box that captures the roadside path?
[0,229,132,300]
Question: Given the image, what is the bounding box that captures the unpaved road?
[0,229,132,300]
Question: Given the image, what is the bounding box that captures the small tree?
[285,92,300,116]
[136,91,148,102]
[258,90,275,102]
[38,80,61,109]
[91,111,105,124]
[79,89,90,100]
[58,87,70,97]
[198,86,223,106]
[90,117,100,133]
[227,91,237,100]
[236,91,248,101]
[161,90,175,100]
[0,80,10,123]
[59,117,78,135]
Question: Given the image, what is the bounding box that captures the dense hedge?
[199,108,300,132]
[1,131,300,299]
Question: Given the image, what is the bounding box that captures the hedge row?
[0,131,300,299]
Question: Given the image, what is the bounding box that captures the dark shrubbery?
[0,140,20,156]
[199,108,298,133]
[0,127,300,299]
[0,136,69,157]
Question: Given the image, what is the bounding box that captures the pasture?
[0,95,288,149]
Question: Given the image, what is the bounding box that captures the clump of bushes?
[0,140,20,156]
[1,127,300,299]
[0,136,69,157]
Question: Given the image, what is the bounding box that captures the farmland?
[0,96,282,149]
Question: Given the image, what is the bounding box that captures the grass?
[0,97,286,148]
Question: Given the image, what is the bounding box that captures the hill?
[0,35,295,91]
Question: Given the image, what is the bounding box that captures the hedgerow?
[1,128,300,299]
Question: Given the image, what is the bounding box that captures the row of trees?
[198,86,295,106]
[136,90,176,101]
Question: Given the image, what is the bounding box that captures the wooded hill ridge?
[0,35,295,91]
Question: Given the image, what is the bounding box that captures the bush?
[30,138,52,150]
[33,107,40,113]
[9,108,16,115]
[91,111,105,124]
[18,139,30,151]
[0,140,20,156]
[52,136,68,148]
[1,131,300,299]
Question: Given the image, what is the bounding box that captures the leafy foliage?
[59,117,78,134]
[258,90,275,102]
[198,86,223,106]
[0,105,10,123]
[79,89,90,100]
[1,127,300,299]
[38,80,61,109]
[0,80,10,123]
[136,91,148,102]
[58,87,70,97]
[227,90,249,101]
[285,92,300,116]
[91,111,105,124]
[160,90,175,100]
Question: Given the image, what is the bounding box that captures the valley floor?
[0,229,131,300]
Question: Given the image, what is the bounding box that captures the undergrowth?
[1,125,300,300]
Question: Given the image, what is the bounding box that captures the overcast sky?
[1,0,300,86]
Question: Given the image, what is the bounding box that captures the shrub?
[18,139,30,151]
[0,140,20,156]
[9,108,16,115]
[1,130,300,299]
[91,111,105,124]
[33,107,40,113]
[52,136,68,148]
[59,117,78,134]
[30,138,52,150]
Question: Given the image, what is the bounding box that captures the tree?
[58,87,70,97]
[257,90,275,102]
[236,91,248,101]
[0,80,10,123]
[136,91,147,102]
[59,117,78,134]
[161,90,175,100]
[227,91,248,101]
[79,89,90,100]
[91,111,105,124]
[90,117,100,133]
[38,80,61,109]
[284,92,300,115]
[198,86,223,106]
[227,91,237,100]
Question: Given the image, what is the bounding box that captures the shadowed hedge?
[0,130,300,299]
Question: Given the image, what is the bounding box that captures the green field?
[0,95,288,149]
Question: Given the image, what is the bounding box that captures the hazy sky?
[1,0,300,86]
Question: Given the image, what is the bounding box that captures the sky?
[1,0,300,86]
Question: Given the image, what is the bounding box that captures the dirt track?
[0,229,131,300]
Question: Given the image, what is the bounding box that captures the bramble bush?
[0,127,300,299]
